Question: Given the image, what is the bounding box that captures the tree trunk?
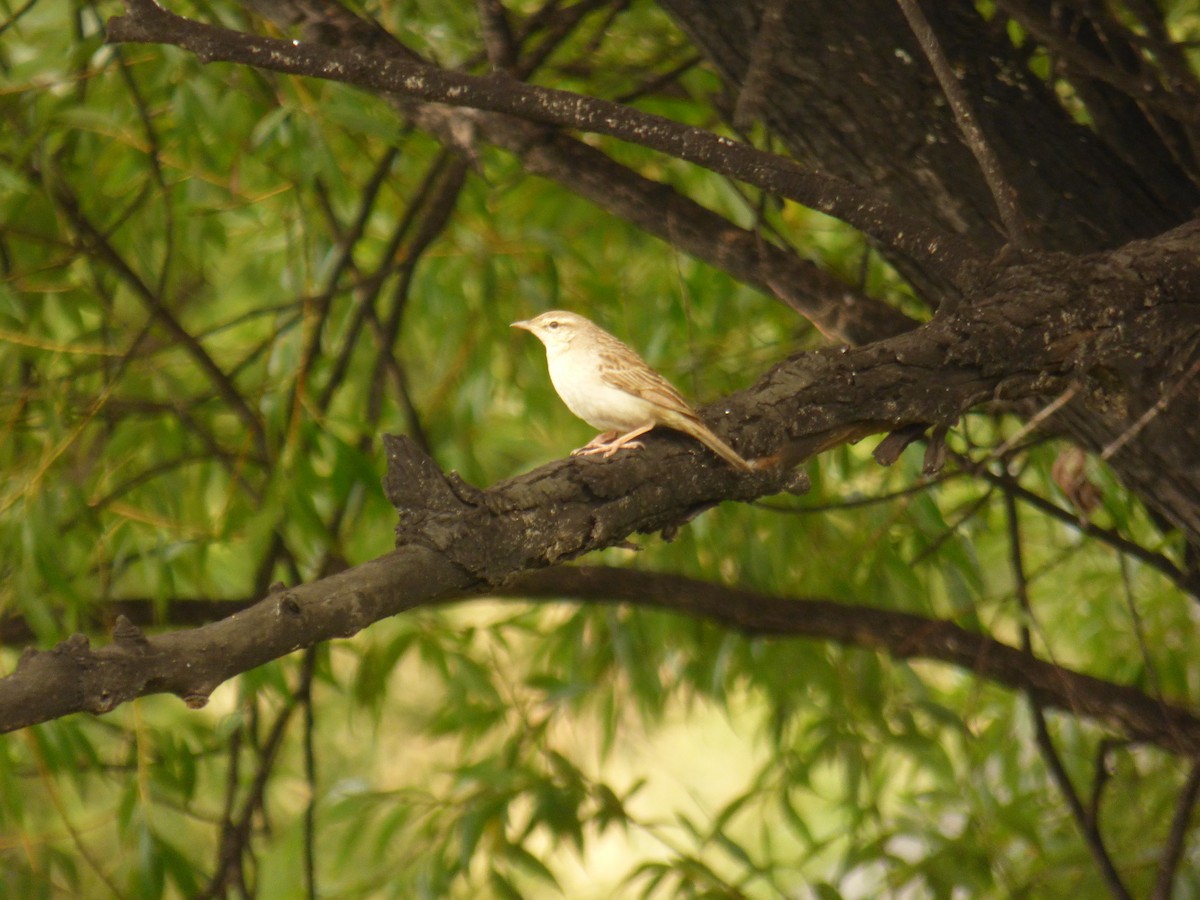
[661,0,1200,550]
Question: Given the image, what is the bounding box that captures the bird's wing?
[595,337,700,421]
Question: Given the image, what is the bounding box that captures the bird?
[511,310,753,471]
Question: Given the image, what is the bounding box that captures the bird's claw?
[604,441,644,456]
[571,440,644,458]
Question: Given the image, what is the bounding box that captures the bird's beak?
[510,320,532,332]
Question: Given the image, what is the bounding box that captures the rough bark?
[658,0,1200,546]
[102,1,1200,543]
[660,0,1196,257]
[105,0,984,291]
[4,535,1200,757]
[2,0,1188,733]
[240,0,921,344]
[3,218,1198,730]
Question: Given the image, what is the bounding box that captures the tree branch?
[993,0,1200,124]
[5,559,1200,759]
[3,217,1199,729]
[105,0,984,292]
[1152,761,1200,900]
[419,106,915,344]
[234,0,906,341]
[1006,492,1132,899]
[105,0,1200,542]
[896,0,1029,248]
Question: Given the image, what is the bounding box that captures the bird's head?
[510,310,592,349]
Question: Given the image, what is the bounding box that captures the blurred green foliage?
[1,0,1197,897]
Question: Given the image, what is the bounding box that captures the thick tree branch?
[5,560,1200,759]
[230,0,910,342]
[518,566,1200,757]
[660,0,1197,270]
[411,106,916,344]
[3,220,1198,732]
[102,2,1200,543]
[105,0,984,292]
[0,545,472,731]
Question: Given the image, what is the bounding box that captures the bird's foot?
[571,431,618,456]
[601,440,643,456]
[572,440,644,457]
[573,426,653,458]
[573,436,648,458]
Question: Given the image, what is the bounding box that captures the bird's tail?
[687,419,755,471]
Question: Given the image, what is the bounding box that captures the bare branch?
[144,0,918,341]
[286,146,399,434]
[415,102,916,342]
[1152,762,1200,900]
[953,452,1198,600]
[896,0,1028,248]
[45,172,270,462]
[475,0,517,71]
[300,647,318,900]
[6,557,1200,759]
[1100,359,1200,461]
[1006,492,1133,900]
[105,1,984,291]
[4,448,1200,756]
[3,223,1198,733]
[199,670,306,899]
[993,0,1200,124]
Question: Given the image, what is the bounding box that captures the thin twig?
[0,0,40,37]
[989,384,1078,460]
[45,173,270,461]
[23,730,128,898]
[200,686,301,898]
[896,0,1029,247]
[993,0,1200,124]
[106,1,984,289]
[1100,359,1200,461]
[1086,740,1120,829]
[1117,554,1163,701]
[1005,493,1133,900]
[114,46,175,298]
[475,0,517,70]
[1151,762,1200,900]
[755,473,955,514]
[286,146,399,443]
[733,0,788,130]
[300,648,318,900]
[951,450,1196,599]
[614,54,702,105]
[314,150,450,415]
[910,489,993,566]
[364,158,468,454]
[513,0,612,80]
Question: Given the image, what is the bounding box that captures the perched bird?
[511,310,753,471]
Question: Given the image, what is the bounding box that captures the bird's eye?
[547,320,559,329]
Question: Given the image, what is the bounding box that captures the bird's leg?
[575,425,655,457]
[602,423,655,456]
[573,423,656,458]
